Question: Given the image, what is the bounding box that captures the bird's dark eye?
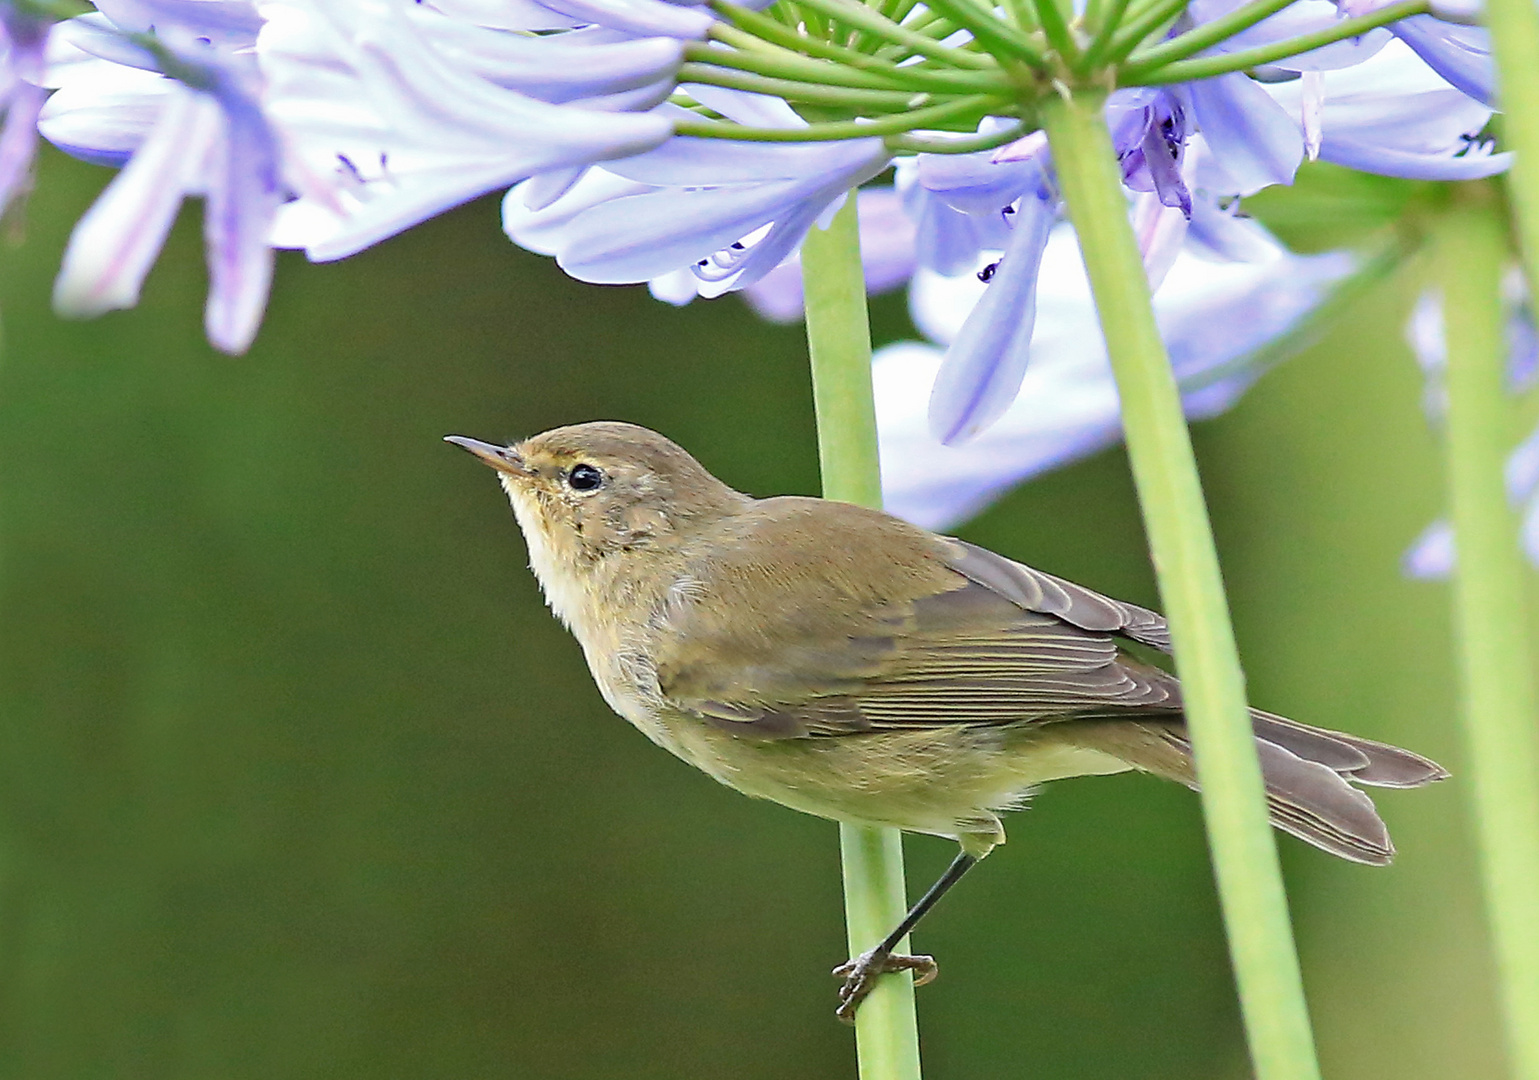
[567,463,604,492]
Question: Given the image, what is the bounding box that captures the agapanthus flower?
[873,222,1358,527]
[1403,278,1539,577]
[39,0,285,353]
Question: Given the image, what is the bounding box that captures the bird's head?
[446,422,748,573]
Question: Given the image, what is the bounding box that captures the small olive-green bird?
[448,421,1447,1021]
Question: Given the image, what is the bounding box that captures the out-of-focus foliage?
[0,148,1503,1079]
[1244,161,1433,252]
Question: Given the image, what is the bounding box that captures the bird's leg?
[833,850,979,1023]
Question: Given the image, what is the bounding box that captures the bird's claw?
[832,949,939,1023]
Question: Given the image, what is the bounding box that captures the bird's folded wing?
[944,539,1171,652]
[655,514,1176,740]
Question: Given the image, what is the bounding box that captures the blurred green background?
[0,149,1504,1079]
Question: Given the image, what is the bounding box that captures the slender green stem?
[1123,0,1428,82]
[1041,89,1322,1080]
[672,94,997,141]
[1119,0,1300,75]
[1437,191,1539,1080]
[1032,0,1080,63]
[803,196,921,1080]
[699,28,1009,93]
[677,63,929,109]
[692,33,999,93]
[791,0,998,67]
[1080,0,1134,67]
[1488,0,1539,305]
[1102,0,1189,66]
[1003,0,1041,32]
[921,0,1049,68]
[887,118,1031,153]
[709,5,978,84]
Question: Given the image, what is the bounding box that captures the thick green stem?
[802,196,921,1080]
[1437,192,1539,1080]
[1041,90,1322,1080]
[1489,0,1539,302]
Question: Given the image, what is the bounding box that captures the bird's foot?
[832,949,938,1023]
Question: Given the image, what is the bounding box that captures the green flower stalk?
[1041,90,1321,1080]
[1436,190,1539,1080]
[804,197,923,1080]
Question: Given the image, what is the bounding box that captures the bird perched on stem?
[447,420,1448,1021]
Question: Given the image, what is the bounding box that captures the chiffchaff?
[447,421,1447,1020]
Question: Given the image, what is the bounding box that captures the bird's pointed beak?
[444,435,530,476]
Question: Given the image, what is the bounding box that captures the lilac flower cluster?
[0,0,1513,534]
[7,0,1502,359]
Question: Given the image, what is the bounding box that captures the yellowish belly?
[644,710,1133,844]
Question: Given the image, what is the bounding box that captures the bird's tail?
[1065,709,1449,865]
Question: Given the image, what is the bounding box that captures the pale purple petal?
[1185,189,1282,262]
[1183,72,1302,195]
[1403,520,1454,579]
[603,130,869,186]
[1190,0,1392,69]
[202,96,281,353]
[37,54,167,165]
[681,83,803,127]
[742,187,915,322]
[531,0,713,38]
[1390,17,1492,104]
[424,0,584,30]
[503,166,654,254]
[54,86,219,317]
[1523,497,1539,568]
[1504,425,1539,503]
[400,11,686,104]
[257,0,675,261]
[927,192,1055,445]
[1264,40,1508,181]
[900,158,1009,274]
[520,138,889,286]
[881,226,1355,528]
[1132,189,1189,292]
[0,79,45,213]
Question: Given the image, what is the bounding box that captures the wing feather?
[655,501,1178,739]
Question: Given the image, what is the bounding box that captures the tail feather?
[1061,707,1448,866]
[1249,709,1449,789]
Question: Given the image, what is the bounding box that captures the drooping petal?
[1131,188,1189,292]
[926,191,1056,445]
[1264,39,1508,181]
[517,136,889,287]
[54,86,220,317]
[1186,190,1282,262]
[0,79,45,213]
[37,52,168,166]
[408,16,687,104]
[201,94,282,353]
[742,187,916,322]
[1183,72,1303,196]
[1389,16,1492,105]
[880,225,1356,528]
